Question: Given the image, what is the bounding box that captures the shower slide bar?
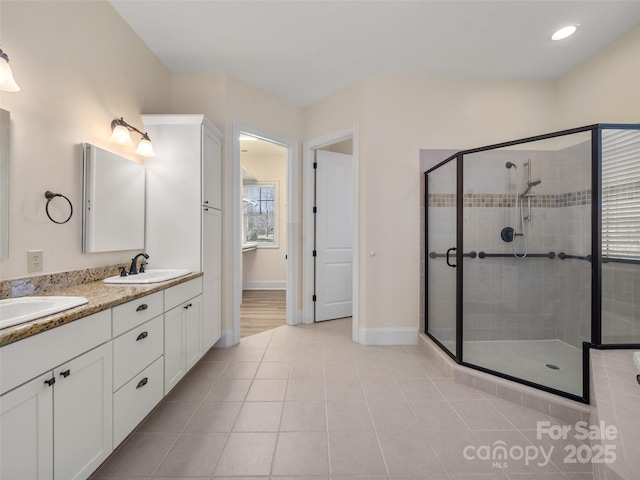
[478,251,556,259]
[558,252,592,261]
[429,251,556,259]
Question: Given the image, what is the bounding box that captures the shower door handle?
[446,247,457,268]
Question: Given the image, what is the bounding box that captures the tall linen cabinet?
[142,114,223,353]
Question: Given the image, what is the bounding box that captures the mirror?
[0,109,9,260]
[82,143,145,253]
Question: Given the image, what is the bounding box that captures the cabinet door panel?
[164,308,185,394]
[185,295,203,371]
[54,343,112,480]
[0,372,53,480]
[202,127,222,210]
[202,208,221,350]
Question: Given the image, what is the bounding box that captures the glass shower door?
[425,159,458,357]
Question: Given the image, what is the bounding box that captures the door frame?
[232,122,299,345]
[303,124,360,342]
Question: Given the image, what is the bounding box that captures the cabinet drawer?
[113,357,164,447]
[112,292,163,337]
[113,316,163,391]
[0,310,111,396]
[164,277,203,311]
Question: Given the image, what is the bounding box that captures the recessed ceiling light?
[552,25,577,41]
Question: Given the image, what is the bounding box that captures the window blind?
[601,129,640,260]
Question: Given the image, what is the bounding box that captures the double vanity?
[0,270,212,480]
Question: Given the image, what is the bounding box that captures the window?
[243,182,278,247]
[601,128,640,261]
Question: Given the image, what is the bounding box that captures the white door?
[314,150,353,321]
[0,372,54,480]
[54,342,113,480]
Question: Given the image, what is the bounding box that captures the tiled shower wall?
[421,142,594,348]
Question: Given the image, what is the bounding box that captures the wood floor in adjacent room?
[240,289,286,338]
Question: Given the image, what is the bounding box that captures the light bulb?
[110,124,134,145]
[135,138,155,157]
[552,25,577,41]
[0,53,20,92]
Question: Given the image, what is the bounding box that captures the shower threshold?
[442,339,583,397]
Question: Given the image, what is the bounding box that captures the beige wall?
[241,154,287,288]
[0,0,171,279]
[557,27,640,128]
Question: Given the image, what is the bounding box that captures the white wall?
[0,0,171,279]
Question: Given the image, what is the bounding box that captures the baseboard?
[214,329,236,348]
[358,327,419,345]
[242,281,286,290]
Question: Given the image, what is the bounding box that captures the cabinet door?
[164,307,185,394]
[202,126,222,210]
[53,342,112,480]
[0,372,54,480]
[202,208,222,350]
[184,295,203,371]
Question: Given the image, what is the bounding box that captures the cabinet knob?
[136,304,148,312]
[136,331,149,341]
[136,377,148,389]
[44,377,56,387]
[204,200,209,204]
[60,369,71,378]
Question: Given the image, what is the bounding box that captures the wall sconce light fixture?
[0,48,20,92]
[109,117,155,157]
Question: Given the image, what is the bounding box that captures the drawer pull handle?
[183,303,192,310]
[44,377,56,387]
[136,304,148,312]
[60,369,71,378]
[136,331,149,341]
[136,377,148,389]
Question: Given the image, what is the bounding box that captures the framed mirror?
[82,143,145,253]
[0,109,9,260]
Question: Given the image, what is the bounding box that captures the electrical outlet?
[27,250,43,273]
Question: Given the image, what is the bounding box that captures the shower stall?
[423,124,640,402]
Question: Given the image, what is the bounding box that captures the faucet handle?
[119,266,128,277]
[140,261,147,273]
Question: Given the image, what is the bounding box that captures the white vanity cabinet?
[164,277,204,394]
[111,293,165,447]
[0,310,112,480]
[143,114,223,353]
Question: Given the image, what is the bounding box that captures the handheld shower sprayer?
[521,178,542,197]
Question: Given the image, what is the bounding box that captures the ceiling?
[110,1,640,107]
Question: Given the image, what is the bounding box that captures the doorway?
[232,124,299,345]
[313,149,353,322]
[303,125,360,341]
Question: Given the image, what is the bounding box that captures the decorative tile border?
[428,190,592,208]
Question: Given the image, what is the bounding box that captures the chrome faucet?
[129,253,149,275]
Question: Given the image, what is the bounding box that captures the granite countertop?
[0,272,203,347]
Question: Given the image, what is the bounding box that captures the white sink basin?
[0,296,89,329]
[103,268,192,285]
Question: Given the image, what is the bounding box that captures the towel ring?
[44,191,73,224]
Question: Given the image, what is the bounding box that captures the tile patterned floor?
[92,318,594,480]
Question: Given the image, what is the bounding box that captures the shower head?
[506,162,517,169]
[521,178,542,197]
[527,178,542,187]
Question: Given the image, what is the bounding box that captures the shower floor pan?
[443,339,583,397]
